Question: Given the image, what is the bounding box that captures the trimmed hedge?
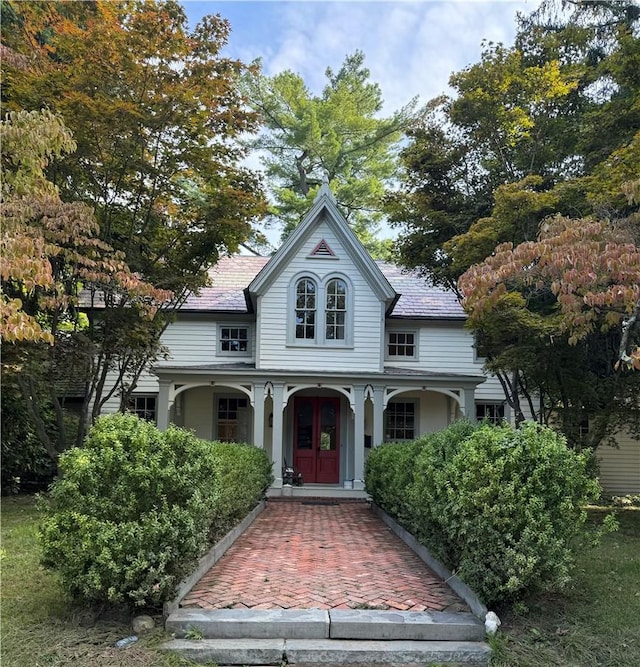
[39,413,272,607]
[365,420,605,605]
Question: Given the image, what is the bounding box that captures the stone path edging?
[164,500,266,616]
[371,503,488,619]
[166,606,485,641]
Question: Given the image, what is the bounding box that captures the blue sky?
[182,0,541,112]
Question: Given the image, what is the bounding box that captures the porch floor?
[180,499,468,613]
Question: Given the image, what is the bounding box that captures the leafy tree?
[459,213,640,446]
[2,1,266,445]
[389,0,640,290]
[245,50,416,255]
[386,0,640,447]
[1,108,168,462]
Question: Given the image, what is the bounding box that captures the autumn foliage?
[1,109,170,345]
[460,216,640,361]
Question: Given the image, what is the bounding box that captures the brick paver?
[181,500,467,612]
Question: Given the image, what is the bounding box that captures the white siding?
[258,222,384,372]
[99,370,159,414]
[159,318,218,365]
[387,321,506,402]
[598,429,640,494]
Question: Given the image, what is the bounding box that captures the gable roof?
[246,185,397,311]
[180,255,465,320]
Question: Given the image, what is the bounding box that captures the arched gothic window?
[295,278,316,340]
[325,278,346,340]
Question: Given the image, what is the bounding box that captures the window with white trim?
[128,395,157,422]
[325,278,346,341]
[387,331,416,359]
[217,397,248,442]
[385,401,416,441]
[476,403,505,424]
[218,326,250,355]
[295,278,317,340]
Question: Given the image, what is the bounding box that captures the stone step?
[166,608,329,639]
[166,607,485,642]
[160,637,491,666]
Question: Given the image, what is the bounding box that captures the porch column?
[462,387,476,420]
[253,381,265,449]
[271,382,284,488]
[157,380,171,431]
[353,384,366,490]
[372,385,385,447]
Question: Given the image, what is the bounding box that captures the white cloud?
[236,1,541,115]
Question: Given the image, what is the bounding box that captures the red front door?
[293,397,340,484]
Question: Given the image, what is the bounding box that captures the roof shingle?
[180,256,464,320]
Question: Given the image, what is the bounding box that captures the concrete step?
[329,609,485,641]
[166,607,485,642]
[160,637,491,665]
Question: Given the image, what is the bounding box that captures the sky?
[182,0,542,111]
[180,0,543,241]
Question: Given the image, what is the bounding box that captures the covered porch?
[154,364,485,494]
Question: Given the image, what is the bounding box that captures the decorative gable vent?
[310,239,336,257]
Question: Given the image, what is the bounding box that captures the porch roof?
[153,362,486,387]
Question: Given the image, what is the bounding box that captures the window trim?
[217,324,252,357]
[294,277,318,342]
[385,400,417,442]
[385,329,418,361]
[288,272,353,348]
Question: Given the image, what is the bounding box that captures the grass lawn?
[0,495,197,667]
[2,496,638,667]
[490,506,640,667]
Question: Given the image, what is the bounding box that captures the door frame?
[293,396,340,484]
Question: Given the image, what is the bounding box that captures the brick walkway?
[181,500,467,612]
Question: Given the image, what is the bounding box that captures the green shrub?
[208,441,274,539]
[366,420,605,606]
[365,439,423,524]
[39,413,272,607]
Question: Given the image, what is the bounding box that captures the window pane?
[295,279,317,340]
[388,331,415,357]
[325,279,347,341]
[220,327,249,354]
[386,402,415,441]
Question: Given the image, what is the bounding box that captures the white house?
[112,183,639,496]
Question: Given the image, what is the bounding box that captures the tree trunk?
[17,375,59,465]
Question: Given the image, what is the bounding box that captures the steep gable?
[247,182,397,311]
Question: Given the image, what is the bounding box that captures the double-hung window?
[387,331,416,359]
[292,274,351,345]
[217,397,248,442]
